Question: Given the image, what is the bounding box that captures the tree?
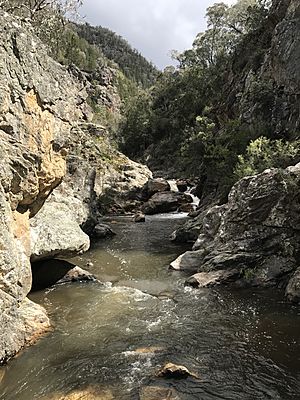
[1,0,82,20]
[1,0,82,55]
[178,0,268,69]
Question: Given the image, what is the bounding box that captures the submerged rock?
[132,346,164,354]
[172,164,300,299]
[140,386,180,400]
[43,386,114,400]
[0,368,4,383]
[142,192,192,215]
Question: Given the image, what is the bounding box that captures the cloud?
[80,0,237,69]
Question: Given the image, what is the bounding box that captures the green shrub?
[234,137,300,179]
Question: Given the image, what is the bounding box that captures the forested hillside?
[75,23,159,87]
[119,0,300,203]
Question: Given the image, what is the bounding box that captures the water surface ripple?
[0,215,299,399]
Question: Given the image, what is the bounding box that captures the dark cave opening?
[30,259,76,292]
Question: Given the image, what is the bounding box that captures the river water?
[1,214,300,399]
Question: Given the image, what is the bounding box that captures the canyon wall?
[0,12,150,363]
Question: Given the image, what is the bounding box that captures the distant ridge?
[75,23,159,87]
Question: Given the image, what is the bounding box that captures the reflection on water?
[1,215,300,400]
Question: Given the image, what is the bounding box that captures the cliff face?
[0,12,85,362]
[172,0,300,301]
[172,164,300,300]
[226,0,300,137]
[0,12,151,363]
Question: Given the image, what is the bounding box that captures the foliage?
[1,0,82,53]
[119,89,153,156]
[177,0,268,69]
[120,0,265,160]
[55,26,102,70]
[118,0,291,199]
[234,137,300,179]
[74,23,159,88]
[1,0,81,20]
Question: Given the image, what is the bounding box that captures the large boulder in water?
[30,202,90,261]
[132,212,146,222]
[170,211,205,243]
[157,362,198,379]
[139,178,171,201]
[171,164,300,299]
[91,223,116,239]
[185,270,239,288]
[142,191,192,215]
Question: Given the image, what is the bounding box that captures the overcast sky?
[80,0,237,69]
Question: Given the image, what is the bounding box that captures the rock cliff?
[225,0,300,138]
[171,164,300,302]
[0,12,81,362]
[171,0,300,301]
[0,12,151,363]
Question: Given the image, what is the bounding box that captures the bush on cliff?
[234,137,300,178]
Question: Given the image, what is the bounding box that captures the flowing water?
[1,214,300,399]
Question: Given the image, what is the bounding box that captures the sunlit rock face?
[0,11,153,363]
[0,12,88,363]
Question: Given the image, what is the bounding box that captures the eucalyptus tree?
[178,0,270,69]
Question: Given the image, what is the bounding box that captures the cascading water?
[167,180,200,211]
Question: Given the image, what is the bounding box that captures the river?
[0,214,300,399]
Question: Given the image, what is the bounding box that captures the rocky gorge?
[0,0,300,398]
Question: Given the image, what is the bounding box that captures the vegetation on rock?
[119,0,300,202]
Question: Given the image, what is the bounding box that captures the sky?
[80,0,237,69]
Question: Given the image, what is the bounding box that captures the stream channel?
[0,213,300,399]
